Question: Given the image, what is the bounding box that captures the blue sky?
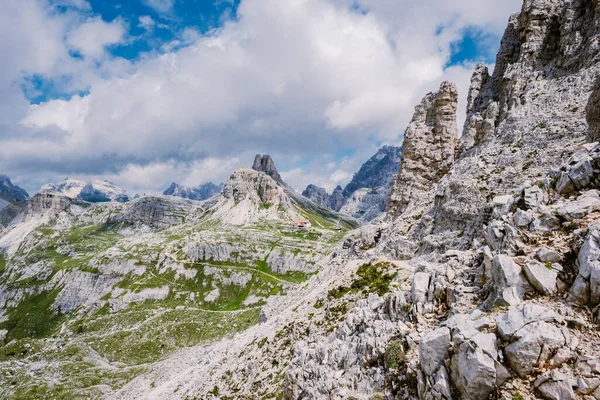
[2,0,522,195]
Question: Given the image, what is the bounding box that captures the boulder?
[496,303,557,341]
[412,272,431,305]
[504,321,566,377]
[534,370,575,400]
[536,248,563,263]
[569,158,594,191]
[524,186,545,210]
[492,195,512,206]
[558,195,600,220]
[450,333,509,400]
[570,230,600,306]
[523,260,558,295]
[419,327,451,375]
[487,254,526,307]
[514,209,534,228]
[555,172,575,195]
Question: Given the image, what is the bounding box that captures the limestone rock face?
[112,196,192,228]
[588,78,600,142]
[342,145,403,198]
[302,146,402,221]
[252,154,285,186]
[223,168,286,205]
[328,185,345,211]
[24,191,72,217]
[301,184,329,209]
[388,81,458,218]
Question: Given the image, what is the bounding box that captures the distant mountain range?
[302,145,403,221]
[163,182,224,201]
[42,179,129,203]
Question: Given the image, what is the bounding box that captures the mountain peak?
[163,181,223,201]
[252,154,285,186]
[0,175,29,203]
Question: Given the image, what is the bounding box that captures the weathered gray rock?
[556,172,576,195]
[504,321,567,377]
[558,194,600,220]
[113,196,191,228]
[252,154,286,186]
[486,254,526,307]
[301,184,330,209]
[496,303,557,341]
[571,229,600,306]
[534,370,575,400]
[569,158,594,190]
[514,209,534,228]
[388,81,458,218]
[450,333,508,400]
[524,186,546,210]
[536,248,563,263]
[419,327,451,375]
[412,272,431,305]
[523,260,558,295]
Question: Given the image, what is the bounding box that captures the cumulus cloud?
[0,0,522,195]
[138,15,156,31]
[66,17,126,59]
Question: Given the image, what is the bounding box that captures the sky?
[0,0,522,196]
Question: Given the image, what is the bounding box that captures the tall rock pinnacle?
[252,154,286,186]
[388,81,458,218]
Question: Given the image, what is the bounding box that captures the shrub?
[383,339,407,370]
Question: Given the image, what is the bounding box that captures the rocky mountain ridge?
[302,145,403,222]
[163,181,223,201]
[42,178,129,203]
[3,1,600,399]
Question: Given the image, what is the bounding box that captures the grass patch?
[0,289,62,342]
[328,262,396,299]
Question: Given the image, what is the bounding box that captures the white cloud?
[138,15,156,31]
[143,0,175,14]
[66,17,126,59]
[0,0,522,195]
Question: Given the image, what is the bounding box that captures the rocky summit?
[4,1,600,399]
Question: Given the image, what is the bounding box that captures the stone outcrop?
[24,191,72,217]
[111,196,192,228]
[223,168,287,205]
[252,154,286,186]
[387,81,458,218]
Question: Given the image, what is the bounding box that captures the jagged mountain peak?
[252,154,286,186]
[163,181,223,201]
[342,145,403,198]
[0,175,29,203]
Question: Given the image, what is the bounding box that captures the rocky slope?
[0,155,357,399]
[107,1,600,399]
[43,178,129,203]
[4,1,600,399]
[303,146,403,222]
[163,182,223,201]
